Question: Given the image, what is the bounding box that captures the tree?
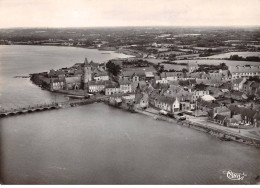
[219,63,228,70]
[168,54,176,60]
[229,55,243,61]
[194,83,208,90]
[248,76,260,83]
[158,65,165,74]
[106,61,121,76]
[178,80,189,86]
[182,68,188,74]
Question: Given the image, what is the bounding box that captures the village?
[30,55,260,132]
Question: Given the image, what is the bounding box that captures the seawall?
[135,109,260,148]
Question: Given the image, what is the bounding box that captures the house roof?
[233,78,245,85]
[244,81,255,87]
[231,91,244,97]
[65,76,81,84]
[219,81,232,89]
[145,85,155,94]
[194,83,208,90]
[229,65,260,74]
[166,84,183,94]
[135,93,149,103]
[254,111,260,120]
[230,114,242,123]
[131,81,147,90]
[121,70,145,78]
[94,71,108,77]
[242,108,257,118]
[160,72,167,78]
[201,95,216,101]
[49,69,56,77]
[84,59,99,68]
[196,79,224,86]
[105,81,119,88]
[123,66,156,72]
[198,100,220,108]
[51,77,65,83]
[251,82,260,89]
[133,71,146,77]
[88,81,107,86]
[189,72,203,78]
[154,95,177,106]
[56,70,65,75]
[40,76,51,84]
[119,79,131,85]
[74,69,83,75]
[220,70,230,77]
[214,114,226,121]
[229,105,258,119]
[165,72,184,77]
[154,76,161,80]
[145,72,154,77]
[72,63,83,68]
[207,86,222,94]
[149,89,161,99]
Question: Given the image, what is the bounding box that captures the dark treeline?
[229,55,260,62]
[195,63,228,73]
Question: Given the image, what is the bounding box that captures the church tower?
[83,58,93,89]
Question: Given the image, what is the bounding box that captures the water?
[0,45,260,184]
[0,45,132,109]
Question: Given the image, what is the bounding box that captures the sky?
[0,0,260,28]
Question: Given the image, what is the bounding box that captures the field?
[175,59,260,67]
[205,52,260,59]
[162,64,186,71]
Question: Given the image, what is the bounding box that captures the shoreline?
[28,77,260,149]
[1,92,259,149]
[134,108,260,148]
[0,44,137,58]
[2,44,260,61]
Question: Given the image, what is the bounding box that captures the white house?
[50,78,65,91]
[190,90,210,103]
[105,87,121,95]
[232,77,247,91]
[119,80,132,93]
[135,93,149,109]
[164,72,184,81]
[155,75,168,84]
[229,65,260,79]
[93,71,109,81]
[154,96,180,112]
[88,81,105,93]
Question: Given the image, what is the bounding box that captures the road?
[187,115,260,142]
[143,107,260,142]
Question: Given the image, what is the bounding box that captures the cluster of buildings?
[34,58,108,92]
[35,58,260,128]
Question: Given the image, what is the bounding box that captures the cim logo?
[223,170,247,181]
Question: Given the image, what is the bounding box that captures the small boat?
[219,136,232,141]
[66,95,87,99]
